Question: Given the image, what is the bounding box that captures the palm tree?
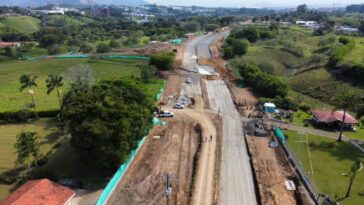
[345,160,363,198]
[19,74,38,116]
[46,74,64,109]
[332,92,361,142]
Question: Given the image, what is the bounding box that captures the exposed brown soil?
[247,136,297,205]
[106,114,199,205]
[160,74,182,106]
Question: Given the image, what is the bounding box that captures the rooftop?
[0,179,75,205]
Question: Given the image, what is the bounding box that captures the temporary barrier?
[155,80,166,100]
[274,127,286,144]
[56,54,89,58]
[102,55,150,60]
[96,137,146,205]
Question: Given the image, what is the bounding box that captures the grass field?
[0,118,112,200]
[344,37,364,64]
[0,58,159,112]
[0,16,40,34]
[284,130,364,205]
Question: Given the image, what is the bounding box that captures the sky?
[147,0,364,8]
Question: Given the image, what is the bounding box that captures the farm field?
[0,16,40,34]
[0,58,161,112]
[284,130,364,205]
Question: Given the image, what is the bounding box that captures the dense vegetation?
[238,63,288,98]
[62,78,154,169]
[149,52,176,70]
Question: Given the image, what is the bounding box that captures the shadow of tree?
[309,141,364,162]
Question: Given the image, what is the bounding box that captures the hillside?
[0,16,40,34]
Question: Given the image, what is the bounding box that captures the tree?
[96,43,110,53]
[149,52,175,70]
[231,39,249,56]
[182,21,201,33]
[46,74,64,109]
[332,92,362,142]
[64,64,95,91]
[327,33,337,47]
[14,132,40,168]
[139,65,153,83]
[359,21,364,36]
[39,34,60,48]
[345,160,363,198]
[109,40,121,48]
[19,74,38,116]
[62,78,153,169]
[79,43,93,53]
[242,27,260,43]
[4,47,17,58]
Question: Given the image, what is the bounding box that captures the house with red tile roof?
[0,179,75,205]
[311,109,358,126]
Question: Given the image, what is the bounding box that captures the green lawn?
[0,118,110,200]
[0,58,158,112]
[283,130,364,205]
[0,16,40,34]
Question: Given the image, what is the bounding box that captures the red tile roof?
[0,179,75,205]
[312,110,358,124]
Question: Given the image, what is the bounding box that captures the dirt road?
[206,80,257,205]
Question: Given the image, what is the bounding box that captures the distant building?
[335,25,359,34]
[0,42,21,48]
[296,20,320,29]
[0,179,75,205]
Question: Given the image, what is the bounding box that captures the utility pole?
[160,172,174,205]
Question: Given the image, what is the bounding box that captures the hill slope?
[0,16,40,34]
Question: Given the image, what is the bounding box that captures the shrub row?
[238,63,288,98]
[0,110,59,124]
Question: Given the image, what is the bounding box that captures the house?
[311,109,358,129]
[335,25,359,34]
[0,42,21,48]
[0,179,75,205]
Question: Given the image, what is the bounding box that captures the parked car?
[159,111,174,118]
[174,103,185,109]
[186,77,192,84]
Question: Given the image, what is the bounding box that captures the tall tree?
[64,64,95,92]
[332,92,362,142]
[46,74,64,109]
[14,132,40,168]
[345,160,363,198]
[19,74,38,116]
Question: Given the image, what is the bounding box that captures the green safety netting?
[102,55,150,60]
[275,127,286,144]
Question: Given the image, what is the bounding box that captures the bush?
[0,110,59,124]
[109,40,121,48]
[79,43,93,53]
[0,173,17,184]
[204,24,220,32]
[299,104,311,112]
[96,43,110,53]
[149,52,175,70]
[47,45,61,55]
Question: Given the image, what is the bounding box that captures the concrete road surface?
[207,80,257,205]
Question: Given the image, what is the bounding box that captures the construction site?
[104,30,319,205]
